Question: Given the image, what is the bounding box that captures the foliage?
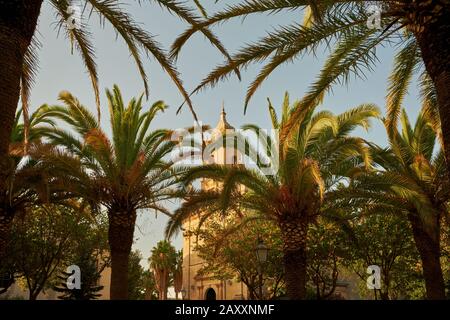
[167,93,379,236]
[36,86,182,298]
[124,250,163,300]
[2,0,449,302]
[329,108,449,299]
[53,212,109,300]
[149,240,177,300]
[340,213,425,300]
[37,86,180,216]
[193,214,285,299]
[142,270,159,300]
[167,92,379,299]
[127,250,147,300]
[306,220,346,300]
[6,204,100,300]
[174,0,442,138]
[18,0,222,124]
[0,109,71,295]
[53,250,104,300]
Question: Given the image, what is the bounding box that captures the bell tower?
[181,106,247,300]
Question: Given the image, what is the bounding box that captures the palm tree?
[166,93,379,299]
[173,250,183,299]
[37,85,181,299]
[0,0,234,254]
[0,108,56,267]
[149,240,177,300]
[331,109,449,299]
[174,1,450,175]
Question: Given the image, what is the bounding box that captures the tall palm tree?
[37,85,181,299]
[331,109,449,299]
[149,240,177,300]
[174,1,450,175]
[0,0,234,254]
[166,93,379,299]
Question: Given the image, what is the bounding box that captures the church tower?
[181,106,247,300]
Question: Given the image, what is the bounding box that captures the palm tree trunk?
[156,270,168,300]
[408,214,445,300]
[413,7,449,298]
[108,210,136,300]
[279,218,308,300]
[163,270,168,300]
[414,4,450,175]
[0,0,43,259]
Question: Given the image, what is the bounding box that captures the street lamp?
[255,238,268,264]
[181,288,187,300]
[255,238,268,300]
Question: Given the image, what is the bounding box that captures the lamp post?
[255,238,268,300]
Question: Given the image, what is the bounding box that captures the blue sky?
[29,1,421,267]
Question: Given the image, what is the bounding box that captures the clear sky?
[29,1,421,267]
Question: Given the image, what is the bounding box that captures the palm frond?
[386,38,420,138]
[19,36,41,152]
[51,0,101,120]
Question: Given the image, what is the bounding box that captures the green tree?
[53,250,104,300]
[167,93,379,299]
[128,250,146,300]
[142,270,158,300]
[339,213,424,300]
[149,240,177,300]
[175,1,450,180]
[194,214,285,300]
[37,86,181,299]
[306,220,345,300]
[332,109,449,299]
[8,204,93,300]
[53,212,109,300]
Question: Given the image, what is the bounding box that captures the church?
[181,107,249,300]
